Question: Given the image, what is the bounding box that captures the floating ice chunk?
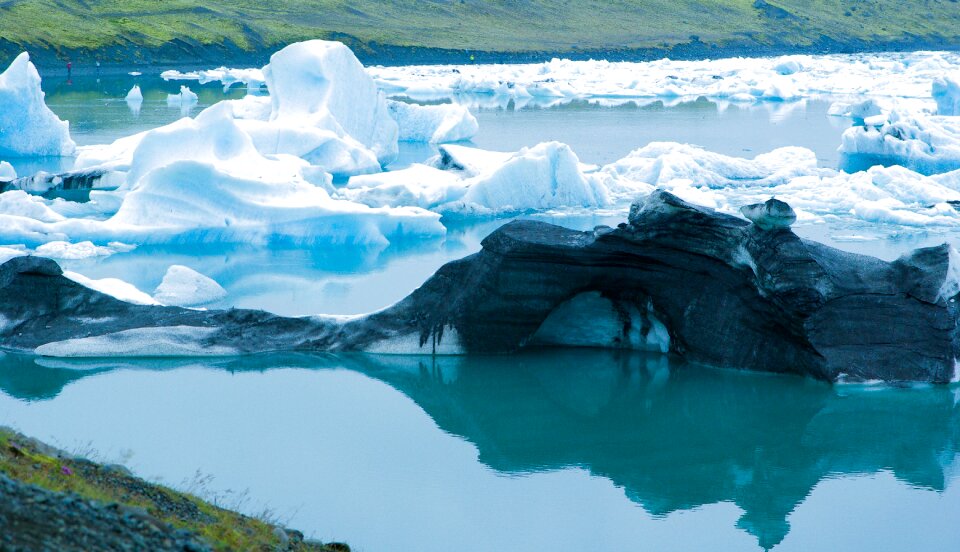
[447,142,610,213]
[0,53,76,157]
[166,85,198,107]
[162,67,265,90]
[125,85,143,103]
[387,100,479,143]
[600,142,826,190]
[35,326,236,357]
[125,85,143,115]
[346,142,613,214]
[62,270,159,306]
[0,161,15,181]
[839,110,960,174]
[933,74,960,116]
[828,98,884,121]
[153,265,227,307]
[369,51,960,105]
[263,40,399,165]
[34,240,125,260]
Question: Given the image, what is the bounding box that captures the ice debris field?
[6,41,960,304]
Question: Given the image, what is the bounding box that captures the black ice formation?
[2,191,958,383]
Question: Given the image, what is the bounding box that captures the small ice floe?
[387,100,478,143]
[125,85,143,115]
[166,85,198,113]
[152,265,227,307]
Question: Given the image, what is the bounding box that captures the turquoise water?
[0,350,958,551]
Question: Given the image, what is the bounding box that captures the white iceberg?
[0,161,15,181]
[839,110,960,175]
[153,265,227,306]
[263,40,399,166]
[387,100,479,143]
[344,142,613,214]
[162,67,266,91]
[166,85,198,107]
[933,74,960,116]
[125,85,143,103]
[125,85,143,115]
[600,142,828,191]
[63,270,159,306]
[0,53,76,157]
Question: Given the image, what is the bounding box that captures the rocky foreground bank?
[1,191,958,383]
[0,427,347,552]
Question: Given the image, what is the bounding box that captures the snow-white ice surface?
[840,111,960,174]
[125,85,143,103]
[933,74,960,116]
[162,67,265,91]
[153,265,227,307]
[387,100,478,143]
[344,142,613,214]
[63,270,160,306]
[166,85,198,107]
[0,53,76,157]
[264,40,399,166]
[35,326,237,357]
[0,102,445,247]
[0,161,15,181]
[125,85,143,115]
[369,51,960,106]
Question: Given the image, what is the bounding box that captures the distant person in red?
[66,60,72,77]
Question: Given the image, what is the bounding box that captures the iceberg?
[839,110,960,175]
[263,40,399,166]
[387,100,479,143]
[368,51,960,106]
[344,142,613,214]
[162,67,266,91]
[933,74,960,116]
[125,85,143,103]
[125,85,143,115]
[153,265,227,307]
[0,53,76,157]
[0,161,15,181]
[166,85,198,107]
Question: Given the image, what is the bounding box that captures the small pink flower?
[60,466,73,476]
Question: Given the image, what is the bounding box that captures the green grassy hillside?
[1,0,959,66]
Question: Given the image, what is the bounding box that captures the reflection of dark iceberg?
[3,350,959,549]
[348,351,960,550]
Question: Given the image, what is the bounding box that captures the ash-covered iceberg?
[0,53,76,157]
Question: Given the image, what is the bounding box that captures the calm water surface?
[0,350,958,551]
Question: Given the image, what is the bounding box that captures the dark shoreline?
[7,32,960,77]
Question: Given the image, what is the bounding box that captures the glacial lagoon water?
[4,73,960,550]
[1,350,959,551]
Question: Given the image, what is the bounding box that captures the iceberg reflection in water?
[0,349,958,551]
